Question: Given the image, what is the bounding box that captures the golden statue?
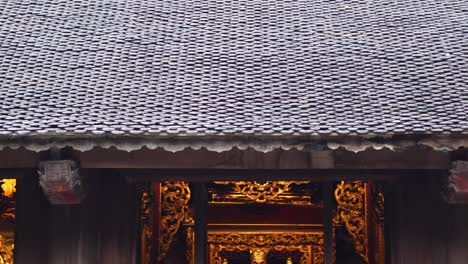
[286,257,293,264]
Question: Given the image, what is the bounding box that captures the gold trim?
[140,184,154,264]
[186,227,195,264]
[0,232,14,264]
[0,179,15,264]
[208,232,323,264]
[214,181,310,204]
[334,181,368,263]
[372,184,385,264]
[159,182,191,262]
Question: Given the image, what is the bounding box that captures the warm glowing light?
[0,180,15,198]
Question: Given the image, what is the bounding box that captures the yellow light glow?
[1,180,16,198]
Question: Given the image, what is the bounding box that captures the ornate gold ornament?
[140,185,154,264]
[159,182,191,262]
[0,179,16,264]
[0,180,15,199]
[251,248,268,264]
[208,232,323,264]
[371,184,385,264]
[287,257,293,264]
[334,181,368,263]
[0,233,14,264]
[214,181,309,203]
[185,227,195,264]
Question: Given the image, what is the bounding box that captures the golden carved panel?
[0,179,15,264]
[213,181,310,204]
[207,232,324,264]
[334,181,368,263]
[159,182,191,262]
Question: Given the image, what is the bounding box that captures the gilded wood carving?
[140,184,154,264]
[0,179,15,264]
[159,182,191,262]
[334,181,368,263]
[214,181,310,203]
[207,232,323,264]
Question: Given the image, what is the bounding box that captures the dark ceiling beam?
[0,168,448,182]
[112,168,447,182]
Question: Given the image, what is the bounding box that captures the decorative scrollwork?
[371,183,385,264]
[159,182,191,262]
[185,227,195,264]
[208,232,323,264]
[0,232,14,264]
[0,179,15,264]
[334,181,368,263]
[214,181,309,203]
[140,184,154,264]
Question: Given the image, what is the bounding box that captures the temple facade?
[0,0,467,263]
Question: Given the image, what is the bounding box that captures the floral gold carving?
[0,232,14,264]
[214,181,309,203]
[208,232,323,264]
[334,181,368,263]
[185,227,195,264]
[0,179,15,264]
[159,182,191,262]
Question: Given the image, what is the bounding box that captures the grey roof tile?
[0,0,467,139]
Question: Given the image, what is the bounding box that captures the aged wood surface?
[15,173,51,264]
[16,172,138,264]
[119,168,446,182]
[389,175,468,264]
[193,183,208,264]
[73,147,449,169]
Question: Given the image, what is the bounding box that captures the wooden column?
[193,183,208,264]
[322,182,334,264]
[15,173,51,264]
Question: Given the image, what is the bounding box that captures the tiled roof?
[0,0,467,140]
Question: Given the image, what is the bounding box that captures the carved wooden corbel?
[158,181,191,263]
[38,160,83,204]
[334,181,368,263]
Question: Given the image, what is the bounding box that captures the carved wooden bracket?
[334,181,368,263]
[158,181,191,263]
[38,160,83,204]
[445,161,468,204]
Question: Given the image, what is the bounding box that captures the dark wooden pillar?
[15,173,51,264]
[193,183,208,264]
[322,182,334,264]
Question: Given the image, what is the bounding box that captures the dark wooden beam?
[193,183,208,264]
[117,168,447,182]
[72,147,450,170]
[0,168,32,179]
[322,182,334,264]
[0,168,447,183]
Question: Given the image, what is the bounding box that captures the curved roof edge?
[0,134,466,153]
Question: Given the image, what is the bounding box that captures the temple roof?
[0,0,467,151]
